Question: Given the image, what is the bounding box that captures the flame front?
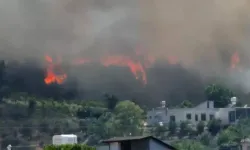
[44,55,67,85]
[101,55,147,84]
[44,51,240,85]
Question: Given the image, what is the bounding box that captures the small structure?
[241,138,250,150]
[52,134,77,145]
[102,135,177,150]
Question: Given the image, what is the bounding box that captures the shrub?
[44,144,96,150]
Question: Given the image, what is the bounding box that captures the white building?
[147,97,250,126]
[52,134,77,145]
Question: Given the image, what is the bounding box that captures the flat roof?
[53,134,77,137]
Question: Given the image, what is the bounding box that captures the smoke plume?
[0,0,250,103]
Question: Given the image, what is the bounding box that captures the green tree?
[168,121,177,136]
[27,99,36,117]
[0,60,6,101]
[217,126,239,146]
[198,132,212,146]
[205,84,234,108]
[207,119,221,136]
[173,139,205,150]
[218,119,250,146]
[180,100,193,108]
[152,124,168,139]
[178,121,191,138]
[235,100,243,107]
[196,121,205,135]
[113,100,144,136]
[104,94,119,110]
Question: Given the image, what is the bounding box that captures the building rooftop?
[102,135,177,150]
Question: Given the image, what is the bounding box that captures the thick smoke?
[0,0,249,66]
[0,0,250,104]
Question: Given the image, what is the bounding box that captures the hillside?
[0,95,109,149]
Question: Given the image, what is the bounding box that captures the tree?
[198,132,212,146]
[217,126,239,146]
[235,100,243,107]
[168,121,177,136]
[178,121,191,138]
[207,119,221,136]
[196,121,205,135]
[173,140,205,150]
[180,100,193,108]
[27,99,36,117]
[0,60,6,101]
[113,100,144,136]
[152,124,168,139]
[205,84,234,108]
[104,94,119,110]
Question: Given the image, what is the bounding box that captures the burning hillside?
[43,50,183,85]
[44,49,242,86]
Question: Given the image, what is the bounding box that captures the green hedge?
[44,144,96,150]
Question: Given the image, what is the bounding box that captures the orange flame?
[44,55,67,85]
[101,55,147,84]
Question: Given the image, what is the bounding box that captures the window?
[170,115,175,122]
[209,114,214,120]
[236,108,247,119]
[186,113,191,120]
[201,113,206,121]
[229,111,236,123]
[195,114,198,121]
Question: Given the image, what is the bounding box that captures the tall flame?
[44,55,67,85]
[100,55,147,84]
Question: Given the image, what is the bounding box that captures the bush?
[44,144,96,150]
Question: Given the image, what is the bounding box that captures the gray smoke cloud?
[0,0,250,90]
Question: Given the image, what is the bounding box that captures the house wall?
[147,107,168,125]
[109,142,120,150]
[149,139,172,150]
[215,108,235,125]
[131,139,149,150]
[96,145,109,150]
[195,101,214,109]
[166,108,218,125]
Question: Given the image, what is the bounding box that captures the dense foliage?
[44,144,96,150]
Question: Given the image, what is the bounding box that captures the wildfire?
[44,50,153,85]
[44,55,67,85]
